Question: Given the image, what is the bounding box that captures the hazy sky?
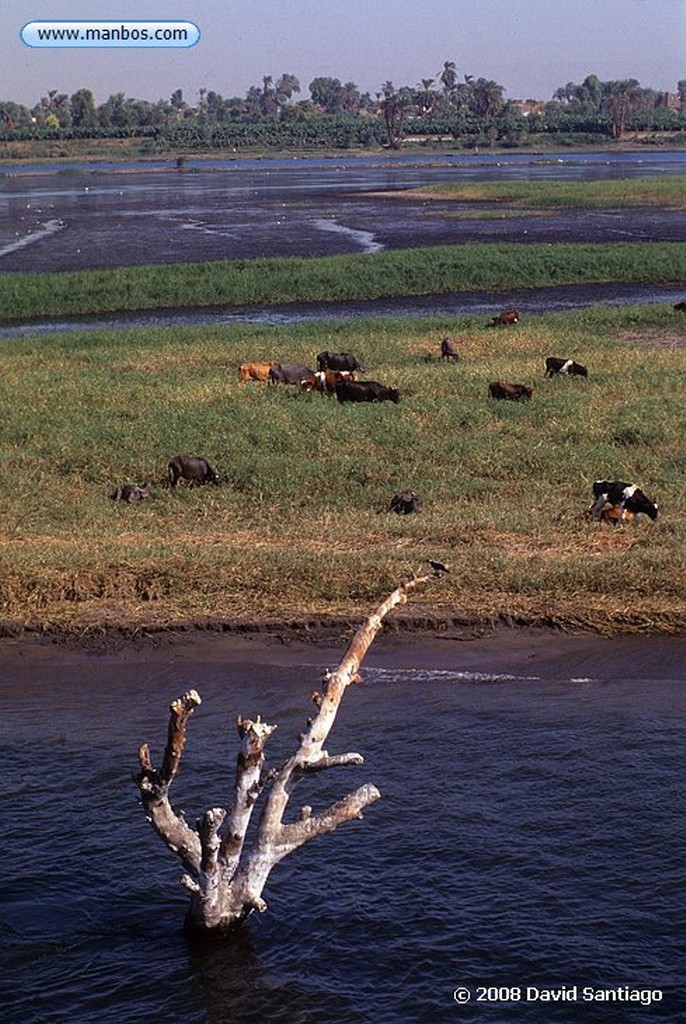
[1,0,683,107]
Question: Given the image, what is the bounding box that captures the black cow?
[168,455,220,488]
[673,301,686,311]
[488,381,533,400]
[389,490,422,514]
[269,362,314,385]
[440,337,461,362]
[336,379,400,404]
[590,480,658,521]
[316,351,364,373]
[111,482,151,503]
[545,357,588,378]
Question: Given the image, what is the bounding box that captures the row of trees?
[2,66,685,149]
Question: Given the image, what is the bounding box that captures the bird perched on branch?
[428,558,450,575]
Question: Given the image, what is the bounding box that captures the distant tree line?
[1,66,685,150]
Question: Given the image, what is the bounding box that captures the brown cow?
[491,309,520,326]
[300,369,356,395]
[238,361,275,385]
[488,381,533,400]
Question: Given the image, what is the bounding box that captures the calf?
[491,309,519,326]
[599,503,635,525]
[300,369,355,395]
[111,482,151,503]
[168,455,220,488]
[488,380,533,401]
[545,357,588,378]
[389,490,422,514]
[238,361,275,385]
[590,480,658,521]
[440,337,461,362]
[316,351,364,373]
[336,379,400,404]
[269,362,314,386]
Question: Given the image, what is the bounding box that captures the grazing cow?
[673,301,686,311]
[488,381,533,401]
[491,309,520,326]
[238,361,275,385]
[336,379,400,404]
[545,357,588,378]
[440,337,461,362]
[316,351,364,373]
[590,480,658,521]
[300,369,356,394]
[111,482,151,503]
[168,455,220,488]
[599,503,635,525]
[389,490,422,514]
[269,362,314,386]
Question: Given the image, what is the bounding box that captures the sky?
[0,0,683,108]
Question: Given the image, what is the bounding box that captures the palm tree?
[418,78,436,116]
[469,78,505,118]
[275,73,300,116]
[438,60,457,107]
[379,81,410,149]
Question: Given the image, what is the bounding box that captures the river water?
[1,632,684,1024]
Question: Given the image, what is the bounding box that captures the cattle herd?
[111,308,660,526]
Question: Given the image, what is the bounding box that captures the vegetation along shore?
[1,304,684,637]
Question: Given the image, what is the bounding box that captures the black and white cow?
[590,480,658,521]
[545,357,588,378]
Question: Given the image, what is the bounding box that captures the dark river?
[2,632,685,1024]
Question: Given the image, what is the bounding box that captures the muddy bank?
[2,617,686,685]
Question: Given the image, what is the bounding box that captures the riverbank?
[3,615,686,675]
[2,135,685,171]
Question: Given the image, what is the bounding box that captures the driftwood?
[137,569,440,937]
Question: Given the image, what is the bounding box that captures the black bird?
[428,559,450,575]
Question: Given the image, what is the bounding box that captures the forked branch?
[136,568,440,935]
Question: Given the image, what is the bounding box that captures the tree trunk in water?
[136,569,441,937]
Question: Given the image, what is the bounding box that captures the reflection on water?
[1,639,685,1023]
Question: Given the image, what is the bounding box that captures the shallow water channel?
[0,149,684,337]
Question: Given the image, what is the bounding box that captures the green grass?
[0,241,685,322]
[408,175,686,208]
[1,304,685,633]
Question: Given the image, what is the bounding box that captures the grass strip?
[405,175,686,208]
[0,241,685,322]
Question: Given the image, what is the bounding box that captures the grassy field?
[404,176,686,209]
[1,241,685,322]
[1,303,684,634]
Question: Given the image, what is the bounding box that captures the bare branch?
[136,570,442,936]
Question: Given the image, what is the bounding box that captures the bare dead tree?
[136,568,439,937]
